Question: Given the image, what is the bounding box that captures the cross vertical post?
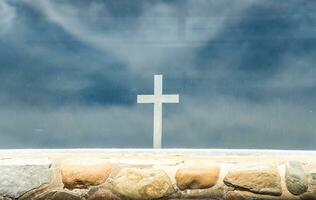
[154,75,162,149]
[137,74,179,149]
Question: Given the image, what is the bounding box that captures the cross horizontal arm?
[162,95,179,103]
[137,95,155,103]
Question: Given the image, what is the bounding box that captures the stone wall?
[1,149,316,200]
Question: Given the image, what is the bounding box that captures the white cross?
[137,75,179,149]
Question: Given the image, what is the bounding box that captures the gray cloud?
[0,0,15,35]
[0,0,315,149]
[0,95,315,149]
[23,0,255,74]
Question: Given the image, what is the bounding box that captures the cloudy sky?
[0,0,316,149]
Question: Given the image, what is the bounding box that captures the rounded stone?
[111,168,173,200]
[223,164,282,196]
[61,158,113,189]
[87,187,120,200]
[175,163,220,190]
[285,160,308,195]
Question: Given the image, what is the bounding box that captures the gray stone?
[49,191,81,200]
[0,159,53,198]
[285,160,308,195]
[300,171,316,200]
[0,197,12,200]
[31,190,81,200]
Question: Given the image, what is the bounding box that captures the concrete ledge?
[0,149,315,200]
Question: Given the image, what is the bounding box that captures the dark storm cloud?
[0,42,133,107]
[191,0,316,105]
[0,1,136,108]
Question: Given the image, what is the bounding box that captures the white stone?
[0,159,53,198]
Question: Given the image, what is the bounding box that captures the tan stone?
[236,191,291,200]
[224,164,282,196]
[175,163,220,190]
[87,187,120,200]
[226,191,247,200]
[61,158,112,189]
[112,168,173,199]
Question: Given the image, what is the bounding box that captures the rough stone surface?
[111,168,173,200]
[1,150,316,200]
[175,163,220,190]
[0,197,12,200]
[61,158,112,189]
[36,190,81,200]
[0,159,53,198]
[300,171,316,200]
[51,191,81,200]
[308,171,316,192]
[226,191,247,200]
[223,164,282,196]
[87,187,120,200]
[285,160,308,195]
[300,193,316,200]
[230,191,285,200]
